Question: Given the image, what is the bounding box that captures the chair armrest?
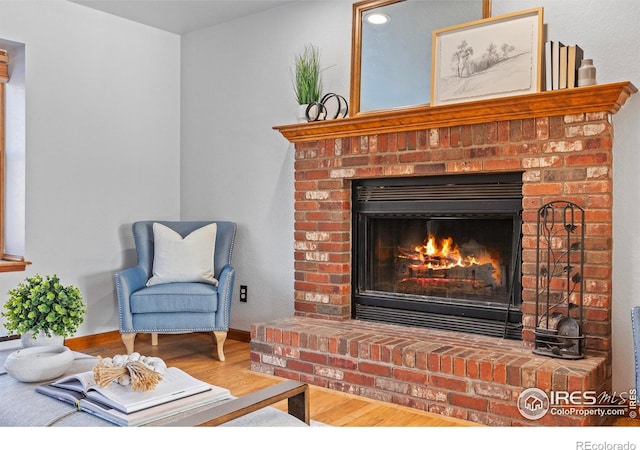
[115,266,148,332]
[215,264,235,329]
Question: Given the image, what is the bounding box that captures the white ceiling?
[70,0,294,35]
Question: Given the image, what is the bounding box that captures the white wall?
[182,0,640,393]
[0,1,181,337]
[181,1,352,331]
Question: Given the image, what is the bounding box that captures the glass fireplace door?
[352,172,523,339]
[365,216,516,305]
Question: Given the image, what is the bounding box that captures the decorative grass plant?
[292,43,322,105]
[2,273,86,338]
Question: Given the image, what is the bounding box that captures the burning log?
[394,233,503,293]
[397,247,461,266]
[399,261,498,287]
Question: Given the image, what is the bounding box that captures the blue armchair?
[115,221,237,361]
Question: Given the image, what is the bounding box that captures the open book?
[36,382,231,426]
[36,367,231,425]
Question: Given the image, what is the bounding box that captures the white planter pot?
[20,330,65,348]
[297,104,309,123]
[4,345,74,382]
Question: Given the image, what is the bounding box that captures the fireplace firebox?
[353,173,523,339]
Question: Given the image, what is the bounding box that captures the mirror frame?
[350,0,492,116]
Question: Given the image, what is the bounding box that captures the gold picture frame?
[349,0,492,116]
[431,7,544,106]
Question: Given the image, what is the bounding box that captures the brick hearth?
[256,84,637,426]
[251,316,606,426]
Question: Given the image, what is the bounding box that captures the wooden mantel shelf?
[274,81,637,143]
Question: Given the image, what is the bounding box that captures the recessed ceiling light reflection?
[365,12,391,25]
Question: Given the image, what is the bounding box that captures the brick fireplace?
[253,82,637,426]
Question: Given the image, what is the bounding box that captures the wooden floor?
[68,332,477,427]
[68,332,639,428]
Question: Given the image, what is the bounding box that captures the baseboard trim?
[64,330,121,351]
[227,328,251,343]
[64,327,252,351]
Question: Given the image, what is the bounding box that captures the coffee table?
[151,380,309,426]
[0,344,309,427]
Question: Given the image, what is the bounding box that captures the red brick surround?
[290,112,614,351]
[257,84,636,425]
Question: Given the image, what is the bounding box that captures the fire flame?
[409,234,501,282]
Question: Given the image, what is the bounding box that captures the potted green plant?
[2,273,86,346]
[292,43,323,121]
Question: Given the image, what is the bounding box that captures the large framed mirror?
[350,0,492,116]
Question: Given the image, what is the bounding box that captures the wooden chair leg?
[213,331,227,361]
[121,333,136,354]
[152,333,158,346]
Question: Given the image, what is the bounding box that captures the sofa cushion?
[147,222,218,287]
[131,283,218,314]
[0,348,110,426]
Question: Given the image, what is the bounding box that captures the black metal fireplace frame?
[352,172,524,339]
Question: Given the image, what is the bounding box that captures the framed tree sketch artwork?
[431,7,543,106]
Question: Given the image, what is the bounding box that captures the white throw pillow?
[146,222,218,287]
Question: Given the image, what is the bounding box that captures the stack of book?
[36,366,231,426]
[544,41,584,91]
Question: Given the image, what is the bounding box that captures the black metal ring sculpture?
[305,93,348,122]
[305,102,327,122]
